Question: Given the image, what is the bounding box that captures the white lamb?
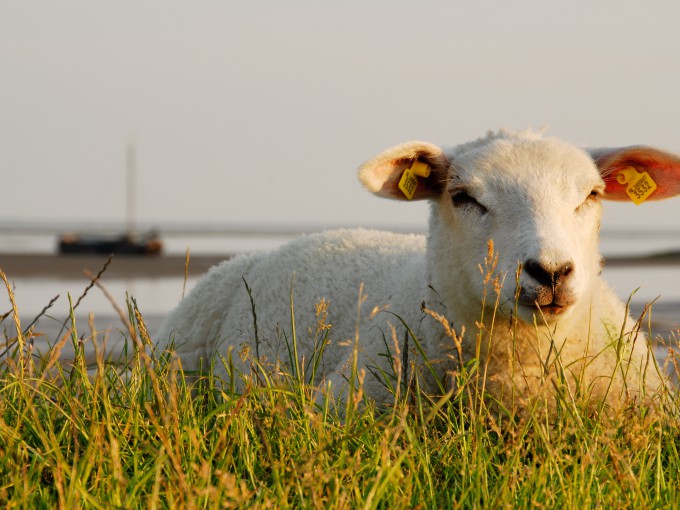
[156,130,680,410]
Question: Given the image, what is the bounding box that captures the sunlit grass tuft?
[1,266,679,508]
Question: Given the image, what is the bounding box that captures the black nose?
[524,259,574,288]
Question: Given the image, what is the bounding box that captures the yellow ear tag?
[398,161,431,200]
[616,167,657,205]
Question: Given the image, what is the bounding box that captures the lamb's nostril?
[524,259,574,287]
[556,263,573,280]
[524,259,553,287]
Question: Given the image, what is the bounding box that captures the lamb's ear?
[589,146,680,201]
[358,141,450,201]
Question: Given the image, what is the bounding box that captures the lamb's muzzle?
[520,258,576,316]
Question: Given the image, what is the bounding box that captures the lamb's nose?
[524,259,574,288]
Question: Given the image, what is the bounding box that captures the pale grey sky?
[2,1,680,233]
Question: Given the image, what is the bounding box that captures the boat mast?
[126,141,136,240]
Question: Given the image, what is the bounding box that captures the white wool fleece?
[157,229,429,402]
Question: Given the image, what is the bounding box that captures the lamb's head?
[359,130,680,325]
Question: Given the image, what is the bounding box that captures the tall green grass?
[1,266,680,509]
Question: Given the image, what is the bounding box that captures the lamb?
[156,129,680,410]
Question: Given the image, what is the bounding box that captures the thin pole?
[126,141,136,239]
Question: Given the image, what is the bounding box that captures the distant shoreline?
[2,251,680,280]
[605,251,680,267]
[0,253,233,279]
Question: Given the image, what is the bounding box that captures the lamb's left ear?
[358,141,450,201]
[588,146,680,201]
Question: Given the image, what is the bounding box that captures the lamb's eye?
[452,191,488,214]
[576,189,601,212]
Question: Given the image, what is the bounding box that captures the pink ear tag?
[617,167,657,205]
[398,161,430,200]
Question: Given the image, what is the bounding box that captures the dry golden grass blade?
[0,268,26,373]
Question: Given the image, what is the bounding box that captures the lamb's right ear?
[358,141,450,201]
[588,145,680,201]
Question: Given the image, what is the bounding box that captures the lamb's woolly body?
[158,130,680,408]
[158,229,429,400]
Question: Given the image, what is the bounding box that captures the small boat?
[58,231,162,255]
[57,142,163,256]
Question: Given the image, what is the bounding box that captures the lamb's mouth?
[517,286,575,317]
[517,301,569,316]
[517,294,574,317]
[534,303,569,315]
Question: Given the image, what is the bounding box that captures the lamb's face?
[358,129,680,326]
[432,137,605,323]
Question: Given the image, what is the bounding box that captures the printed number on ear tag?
[399,168,418,199]
[398,161,430,200]
[617,167,657,205]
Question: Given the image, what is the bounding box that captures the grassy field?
[1,267,680,509]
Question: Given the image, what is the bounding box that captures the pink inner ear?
[597,146,680,201]
[358,141,451,202]
[602,174,628,201]
[379,158,447,201]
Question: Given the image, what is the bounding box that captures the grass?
[1,266,680,509]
